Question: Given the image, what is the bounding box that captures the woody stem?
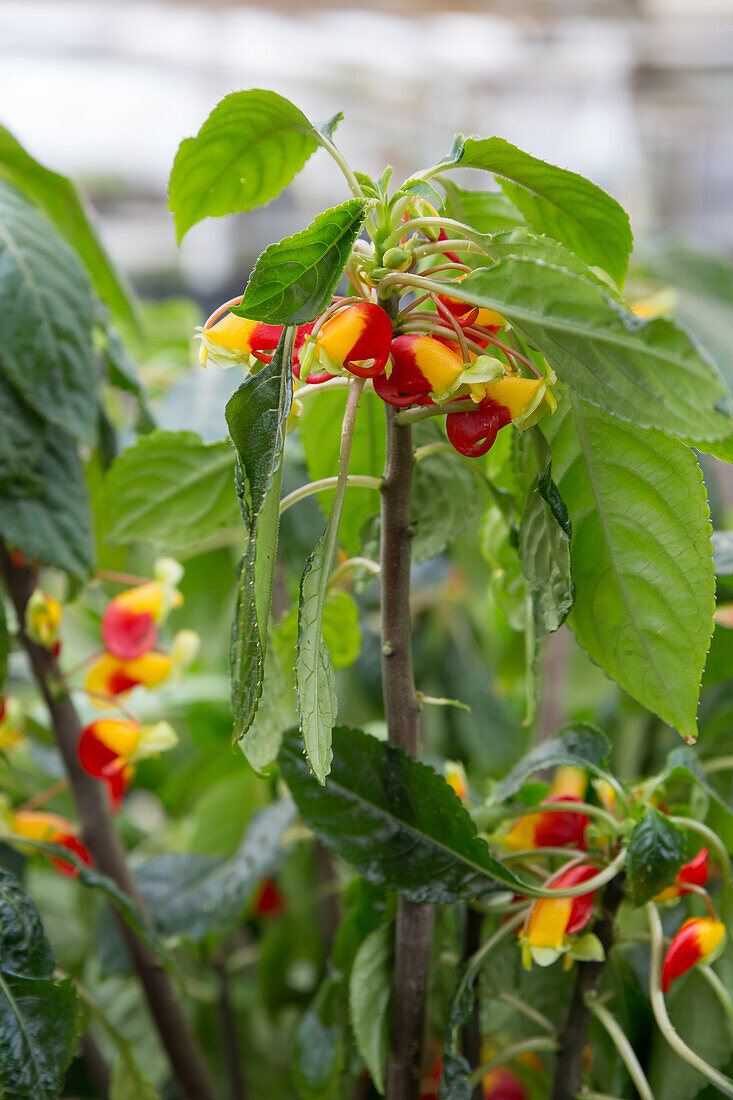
[0,544,218,1100]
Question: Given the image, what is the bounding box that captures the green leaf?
[322,590,362,669]
[0,375,45,490]
[235,199,368,325]
[168,89,320,242]
[0,871,84,1100]
[103,430,240,551]
[0,595,7,697]
[109,1046,161,1100]
[0,124,139,331]
[545,395,715,742]
[443,136,632,284]
[240,645,287,774]
[441,181,525,235]
[279,726,525,900]
[295,534,339,784]
[293,977,346,1100]
[411,421,483,563]
[518,444,574,634]
[0,180,98,446]
[226,334,293,739]
[299,388,385,557]
[625,808,686,905]
[0,425,94,579]
[349,922,392,1094]
[452,257,733,443]
[494,724,612,802]
[647,968,731,1100]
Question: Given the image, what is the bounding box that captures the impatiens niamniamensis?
[655,847,710,903]
[520,863,600,970]
[503,767,590,852]
[84,629,200,704]
[444,760,469,802]
[373,334,464,407]
[0,697,24,753]
[197,297,282,371]
[3,807,91,876]
[294,300,392,380]
[78,718,178,807]
[662,916,726,992]
[101,557,184,661]
[482,1066,528,1100]
[25,589,62,652]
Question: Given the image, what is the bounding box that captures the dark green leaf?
[240,645,287,775]
[442,181,525,236]
[545,395,715,742]
[0,124,139,331]
[443,136,632,284]
[0,180,98,445]
[349,922,392,1094]
[235,200,368,324]
[0,376,45,491]
[169,89,320,242]
[295,534,338,784]
[299,388,385,557]
[293,977,346,1100]
[0,872,54,979]
[411,421,483,563]
[103,430,241,551]
[518,444,574,633]
[626,808,685,906]
[226,335,293,739]
[494,724,612,802]
[452,258,733,443]
[0,972,84,1099]
[439,1052,473,1100]
[280,726,525,900]
[0,425,94,579]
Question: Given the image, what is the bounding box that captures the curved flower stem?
[279,474,381,515]
[530,850,626,900]
[314,132,364,200]
[699,964,733,1040]
[496,991,557,1036]
[585,996,654,1100]
[395,401,476,425]
[469,1037,558,1088]
[646,902,733,1097]
[328,556,381,587]
[16,778,70,813]
[502,847,604,865]
[412,239,487,260]
[703,755,733,775]
[293,377,354,400]
[506,799,623,837]
[669,815,733,920]
[382,216,486,251]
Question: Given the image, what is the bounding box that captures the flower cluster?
[199,292,555,460]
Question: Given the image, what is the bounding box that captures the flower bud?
[662,917,725,992]
[172,629,200,668]
[446,398,512,458]
[25,590,62,650]
[382,246,411,271]
[7,810,91,877]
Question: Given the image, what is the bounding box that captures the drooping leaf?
[410,420,483,563]
[0,180,98,445]
[0,124,139,331]
[545,395,715,742]
[103,430,240,551]
[169,89,321,242]
[226,334,293,739]
[0,871,84,1100]
[240,644,287,775]
[280,727,526,899]
[295,534,339,784]
[441,136,632,284]
[235,199,368,325]
[299,388,385,557]
[518,445,574,634]
[625,808,686,906]
[279,590,362,672]
[450,257,733,443]
[349,922,392,1094]
[0,425,94,579]
[493,724,612,803]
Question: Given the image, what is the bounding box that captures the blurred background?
[4,0,733,308]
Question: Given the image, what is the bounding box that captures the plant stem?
[380,408,433,1100]
[550,873,626,1100]
[462,907,484,1100]
[81,1031,111,1098]
[585,996,653,1100]
[214,960,247,1100]
[0,545,217,1100]
[279,474,381,516]
[669,815,733,920]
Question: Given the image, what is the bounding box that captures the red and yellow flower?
[101,558,184,661]
[78,718,178,807]
[655,848,710,904]
[662,916,725,992]
[197,300,283,372]
[444,761,469,802]
[295,302,392,381]
[482,1066,528,1100]
[6,809,91,876]
[0,697,23,753]
[84,629,199,706]
[25,590,62,651]
[520,863,598,969]
[374,335,464,407]
[503,768,590,853]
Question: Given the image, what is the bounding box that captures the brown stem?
[81,1031,110,1098]
[314,841,341,958]
[0,546,217,1100]
[462,907,484,1100]
[380,409,434,1100]
[550,873,626,1100]
[214,960,247,1100]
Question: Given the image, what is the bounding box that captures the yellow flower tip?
[444,761,469,802]
[132,721,178,763]
[172,629,200,668]
[25,590,63,648]
[502,812,539,852]
[550,766,587,801]
[593,778,616,813]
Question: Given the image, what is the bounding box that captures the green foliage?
[411,421,484,563]
[280,726,525,899]
[0,597,7,696]
[0,180,98,446]
[236,200,369,324]
[0,124,139,330]
[456,256,733,442]
[103,430,240,551]
[349,921,392,1093]
[625,808,686,905]
[295,534,339,784]
[442,136,632,284]
[227,336,293,739]
[0,871,84,1099]
[493,724,612,802]
[168,89,321,241]
[441,181,525,235]
[0,374,45,490]
[109,1047,161,1100]
[545,394,715,742]
[518,439,574,633]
